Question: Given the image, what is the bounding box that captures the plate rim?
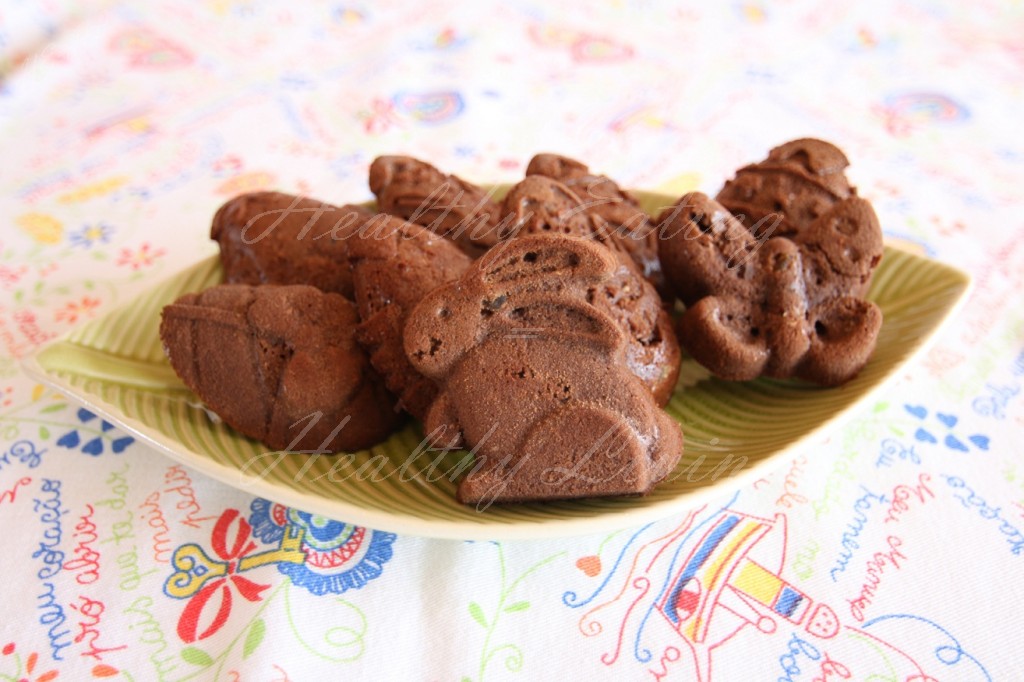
[20,220,974,541]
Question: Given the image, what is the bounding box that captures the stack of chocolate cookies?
[160,138,884,506]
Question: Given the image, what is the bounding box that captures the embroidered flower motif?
[357,97,403,135]
[249,498,396,596]
[68,223,114,249]
[167,502,395,649]
[116,242,166,269]
[54,296,101,324]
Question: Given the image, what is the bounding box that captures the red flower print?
[116,242,166,270]
[37,262,59,277]
[359,97,402,134]
[0,264,28,288]
[55,296,101,324]
[211,155,243,176]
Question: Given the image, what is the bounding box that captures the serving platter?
[21,190,972,539]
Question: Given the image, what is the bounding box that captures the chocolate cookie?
[404,235,683,504]
[498,176,680,403]
[498,175,623,248]
[716,138,857,245]
[369,155,502,256]
[716,138,882,299]
[526,153,663,289]
[160,284,402,452]
[584,251,679,406]
[211,191,375,298]
[658,191,883,385]
[347,215,473,420]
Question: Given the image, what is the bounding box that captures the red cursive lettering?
[0,476,31,505]
[847,536,907,622]
[71,595,126,661]
[63,504,101,584]
[885,473,934,524]
[138,492,171,563]
[164,465,217,529]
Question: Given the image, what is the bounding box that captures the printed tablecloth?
[1,1,1022,680]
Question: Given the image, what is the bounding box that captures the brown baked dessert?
[404,235,683,504]
[160,284,402,452]
[658,188,883,386]
[211,191,374,298]
[526,153,663,291]
[347,215,473,420]
[497,175,680,404]
[498,175,623,247]
[715,138,880,298]
[715,139,874,282]
[369,155,503,256]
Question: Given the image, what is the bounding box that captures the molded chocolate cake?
[212,191,374,298]
[495,175,680,404]
[404,235,683,505]
[160,284,402,452]
[347,215,473,420]
[369,155,503,256]
[658,139,884,385]
[526,152,664,292]
[163,138,880,507]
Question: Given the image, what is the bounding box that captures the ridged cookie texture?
[404,235,683,505]
[526,153,664,292]
[347,216,473,420]
[160,284,402,453]
[211,191,375,297]
[369,155,503,256]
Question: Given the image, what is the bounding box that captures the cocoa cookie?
[347,215,473,420]
[404,235,683,505]
[658,191,883,385]
[716,138,881,299]
[160,284,402,452]
[716,138,856,241]
[526,153,663,289]
[584,251,679,406]
[211,191,374,298]
[497,177,680,404]
[369,155,502,256]
[498,175,623,249]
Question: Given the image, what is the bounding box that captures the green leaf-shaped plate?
[21,191,971,539]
